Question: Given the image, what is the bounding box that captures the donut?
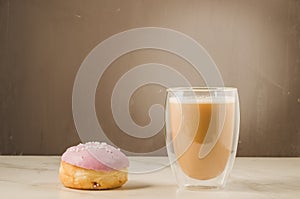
[59,142,129,190]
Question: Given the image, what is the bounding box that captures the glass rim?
[166,87,237,92]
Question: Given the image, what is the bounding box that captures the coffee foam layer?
[169,96,235,104]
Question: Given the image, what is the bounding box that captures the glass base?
[181,184,225,191]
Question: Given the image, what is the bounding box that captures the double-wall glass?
[165,87,240,190]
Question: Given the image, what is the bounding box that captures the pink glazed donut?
[59,142,129,190]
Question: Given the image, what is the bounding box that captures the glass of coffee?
[165,87,240,190]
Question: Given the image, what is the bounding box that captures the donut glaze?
[61,142,129,172]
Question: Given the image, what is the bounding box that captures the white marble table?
[0,156,299,199]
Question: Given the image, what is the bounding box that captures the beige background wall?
[0,0,299,156]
